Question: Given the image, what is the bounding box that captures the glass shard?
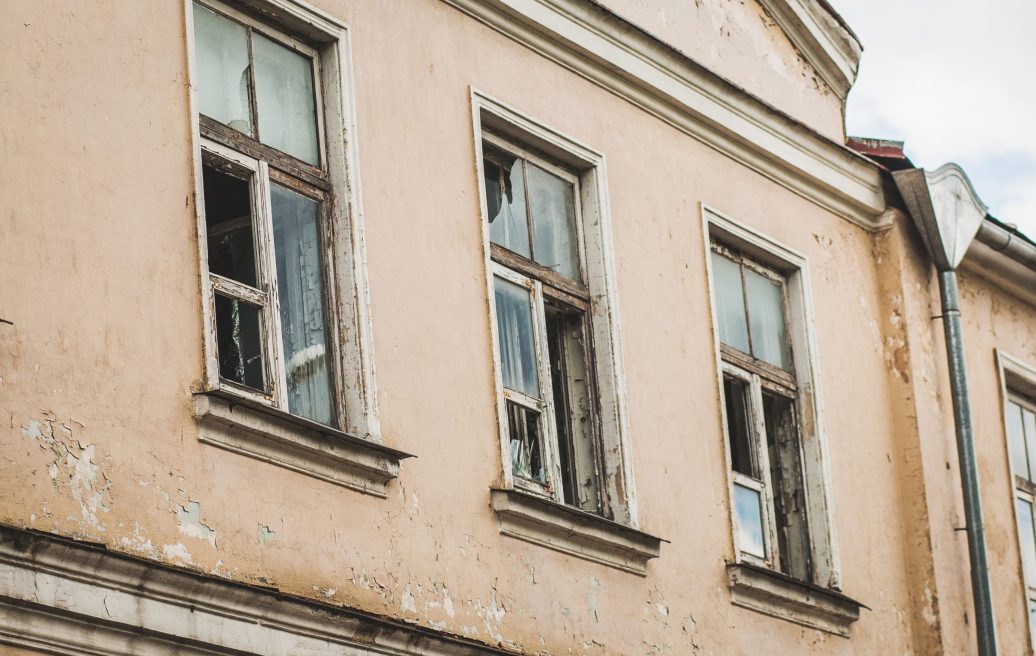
[271,184,334,425]
[194,3,253,135]
[745,267,791,370]
[485,150,531,259]
[214,293,265,390]
[711,252,750,354]
[528,163,580,280]
[507,401,545,484]
[734,483,766,559]
[494,276,539,398]
[204,163,257,288]
[253,33,320,165]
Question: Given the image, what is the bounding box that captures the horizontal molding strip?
[441,0,889,230]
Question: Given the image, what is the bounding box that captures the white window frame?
[997,350,1036,653]
[702,204,841,588]
[471,90,639,526]
[185,0,381,440]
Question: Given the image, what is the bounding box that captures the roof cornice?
[442,0,889,231]
[756,0,863,99]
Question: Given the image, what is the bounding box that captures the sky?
[832,0,1036,238]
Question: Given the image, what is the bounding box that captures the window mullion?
[254,162,287,408]
[532,280,564,504]
[750,373,780,569]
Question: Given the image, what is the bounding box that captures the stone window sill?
[489,488,664,575]
[193,391,413,497]
[727,562,866,637]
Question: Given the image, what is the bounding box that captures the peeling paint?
[258,523,276,544]
[175,501,216,546]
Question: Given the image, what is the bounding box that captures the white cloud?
[834,0,1036,237]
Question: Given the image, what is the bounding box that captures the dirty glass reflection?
[744,268,791,370]
[711,252,750,353]
[484,152,531,259]
[494,276,539,398]
[734,483,766,559]
[528,163,580,280]
[214,293,265,390]
[254,33,320,165]
[204,164,257,287]
[271,184,333,425]
[194,3,253,135]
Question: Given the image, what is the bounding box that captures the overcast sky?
[832,0,1036,238]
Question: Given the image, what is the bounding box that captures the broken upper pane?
[194,3,253,135]
[1007,400,1029,480]
[214,293,265,390]
[711,252,751,354]
[528,163,580,281]
[744,267,791,371]
[485,151,531,259]
[494,276,539,398]
[734,483,766,559]
[724,376,755,478]
[204,163,257,288]
[271,184,333,425]
[253,33,320,166]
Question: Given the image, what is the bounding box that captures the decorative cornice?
[756,0,862,98]
[0,525,511,656]
[441,0,888,230]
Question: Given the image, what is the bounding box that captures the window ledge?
[727,563,865,637]
[193,391,414,497]
[489,488,664,575]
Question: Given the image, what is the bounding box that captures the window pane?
[1017,498,1036,584]
[253,33,320,165]
[1007,401,1029,480]
[527,163,580,281]
[507,401,545,484]
[485,153,531,259]
[734,483,766,559]
[271,184,334,425]
[194,3,253,135]
[1026,408,1036,483]
[710,252,750,353]
[723,377,755,477]
[763,391,811,580]
[494,276,539,398]
[1029,599,1036,651]
[204,163,257,288]
[214,294,265,390]
[744,268,791,370]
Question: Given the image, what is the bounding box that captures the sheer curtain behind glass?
[271,184,334,425]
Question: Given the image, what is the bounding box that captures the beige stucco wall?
[0,1,1032,655]
[595,0,847,141]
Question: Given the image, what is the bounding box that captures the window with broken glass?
[1006,392,1036,649]
[712,243,812,581]
[482,133,606,515]
[193,0,341,427]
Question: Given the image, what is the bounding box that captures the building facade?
[1,0,1035,654]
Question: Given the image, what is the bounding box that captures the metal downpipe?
[938,270,998,655]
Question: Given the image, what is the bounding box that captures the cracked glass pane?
[204,163,257,288]
[734,483,766,559]
[485,150,531,259]
[254,33,320,165]
[271,184,334,425]
[194,3,253,135]
[214,293,265,390]
[711,251,750,354]
[507,401,545,484]
[528,163,580,281]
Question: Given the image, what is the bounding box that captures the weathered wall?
[0,0,1030,654]
[595,0,847,141]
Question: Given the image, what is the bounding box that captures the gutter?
[964,217,1036,307]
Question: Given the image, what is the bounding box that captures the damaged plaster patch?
[258,524,276,544]
[22,416,113,529]
[175,501,216,546]
[162,542,192,563]
[401,584,418,613]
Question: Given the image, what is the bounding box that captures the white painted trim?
[701,203,841,590]
[471,88,639,527]
[755,0,862,99]
[727,564,862,637]
[443,0,887,231]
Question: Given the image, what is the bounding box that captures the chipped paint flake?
[175,501,216,546]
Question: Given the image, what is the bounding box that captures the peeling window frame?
[702,204,841,590]
[186,0,382,441]
[472,90,640,527]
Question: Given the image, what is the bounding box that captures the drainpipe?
[894,163,997,656]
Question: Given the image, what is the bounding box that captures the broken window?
[713,243,812,580]
[194,0,339,427]
[1007,393,1036,650]
[483,135,605,515]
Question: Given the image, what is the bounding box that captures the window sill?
[726,562,865,637]
[193,391,414,497]
[489,488,664,575]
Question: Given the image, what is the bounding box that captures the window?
[1007,392,1036,650]
[712,243,811,579]
[483,133,605,514]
